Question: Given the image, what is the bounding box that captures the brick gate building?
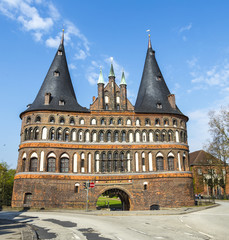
[12,32,194,210]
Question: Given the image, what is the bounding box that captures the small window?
[127,119,131,125]
[117,104,120,110]
[49,116,55,123]
[145,119,150,126]
[156,76,162,81]
[101,118,105,125]
[136,119,140,126]
[105,104,109,110]
[69,117,75,125]
[59,117,65,124]
[79,118,85,125]
[26,117,31,124]
[75,185,79,193]
[91,118,96,125]
[109,118,114,125]
[118,118,122,125]
[54,71,60,77]
[59,100,65,106]
[197,168,202,175]
[157,102,162,109]
[58,50,63,56]
[105,96,109,103]
[155,119,160,126]
[35,116,41,123]
[144,183,148,190]
[173,119,177,127]
[164,119,169,126]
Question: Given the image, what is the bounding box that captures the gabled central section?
[90,64,134,111]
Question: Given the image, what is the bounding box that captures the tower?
[12,32,194,210]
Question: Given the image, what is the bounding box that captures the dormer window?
[54,71,60,77]
[157,102,162,109]
[59,99,65,106]
[58,50,62,56]
[156,76,162,81]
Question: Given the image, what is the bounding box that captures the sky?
[1,0,229,169]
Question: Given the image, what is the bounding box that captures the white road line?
[128,227,148,236]
[198,231,214,239]
[185,224,192,229]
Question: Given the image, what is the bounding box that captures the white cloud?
[187,57,198,68]
[87,71,99,85]
[191,62,229,87]
[46,35,61,48]
[179,23,192,33]
[75,49,87,60]
[69,63,77,70]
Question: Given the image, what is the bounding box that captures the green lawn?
[96,196,122,208]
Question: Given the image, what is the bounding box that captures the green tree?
[207,107,229,199]
[0,162,16,206]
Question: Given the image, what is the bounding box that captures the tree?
[0,162,16,206]
[206,107,229,199]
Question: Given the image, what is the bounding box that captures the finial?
[120,70,127,85]
[109,57,115,77]
[61,27,64,44]
[98,66,105,84]
[147,29,152,49]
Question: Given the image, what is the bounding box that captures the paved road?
[0,201,228,240]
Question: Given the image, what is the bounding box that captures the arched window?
[35,116,41,123]
[114,152,118,172]
[91,118,96,125]
[183,154,186,171]
[117,104,120,110]
[180,120,184,128]
[135,131,140,142]
[118,118,122,125]
[28,128,33,140]
[92,131,97,142]
[60,157,69,173]
[109,118,114,125]
[49,116,55,123]
[30,157,38,172]
[64,129,69,141]
[81,153,85,173]
[26,117,31,124]
[24,129,28,141]
[142,131,147,142]
[114,131,119,142]
[78,130,83,142]
[142,152,146,172]
[34,128,39,140]
[22,158,26,172]
[164,119,169,126]
[101,118,105,125]
[156,154,164,171]
[101,152,106,172]
[145,119,150,126]
[59,117,65,124]
[105,104,109,110]
[155,132,160,142]
[79,118,85,125]
[168,153,174,171]
[161,132,166,142]
[121,131,126,142]
[168,132,172,142]
[47,157,56,172]
[95,152,100,172]
[108,152,112,172]
[107,131,111,142]
[136,119,140,126]
[69,117,75,125]
[50,128,55,140]
[57,128,62,141]
[155,118,160,126]
[99,131,104,142]
[173,119,177,127]
[120,152,124,172]
[180,131,183,142]
[129,132,133,143]
[71,129,76,141]
[85,131,90,142]
[126,119,131,125]
[149,131,153,142]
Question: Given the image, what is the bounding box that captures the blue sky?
[1,0,229,168]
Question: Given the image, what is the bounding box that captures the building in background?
[190,150,229,197]
[12,31,194,210]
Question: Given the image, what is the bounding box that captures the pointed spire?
[134,36,183,116]
[120,71,127,85]
[109,57,115,77]
[61,28,64,45]
[148,33,152,49]
[98,67,105,84]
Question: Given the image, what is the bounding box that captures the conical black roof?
[135,38,184,116]
[22,34,89,116]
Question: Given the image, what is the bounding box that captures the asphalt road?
[0,201,228,240]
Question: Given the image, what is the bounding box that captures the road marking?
[128,227,148,236]
[185,224,192,229]
[198,231,213,239]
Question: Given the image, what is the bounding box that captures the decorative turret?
[97,67,105,110]
[120,71,127,110]
[21,29,88,117]
[134,34,184,116]
[108,59,116,110]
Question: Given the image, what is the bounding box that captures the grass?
[96,196,122,208]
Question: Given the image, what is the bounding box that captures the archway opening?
[96,188,130,211]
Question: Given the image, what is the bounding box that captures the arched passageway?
[96,188,130,211]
